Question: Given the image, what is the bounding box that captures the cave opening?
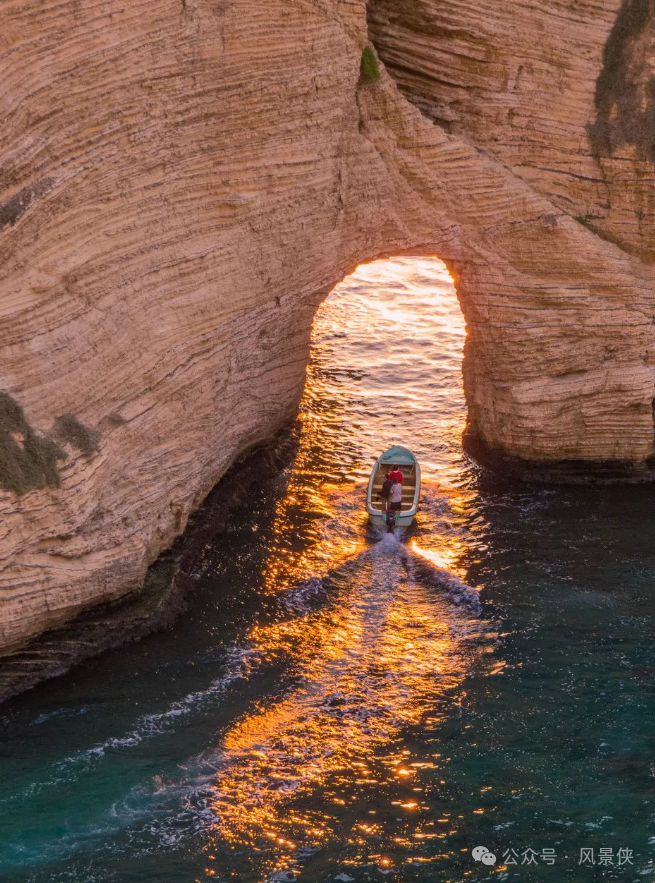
[298,255,467,489]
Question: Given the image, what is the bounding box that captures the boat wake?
[0,483,485,881]
[185,504,487,883]
[280,488,482,617]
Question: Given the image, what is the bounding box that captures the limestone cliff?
[1,0,655,664]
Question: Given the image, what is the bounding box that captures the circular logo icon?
[472,846,497,865]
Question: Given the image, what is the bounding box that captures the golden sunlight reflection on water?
[201,258,497,881]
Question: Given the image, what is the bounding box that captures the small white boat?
[366,445,421,529]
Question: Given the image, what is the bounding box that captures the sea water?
[0,258,654,882]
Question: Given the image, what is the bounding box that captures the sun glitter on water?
[197,258,490,881]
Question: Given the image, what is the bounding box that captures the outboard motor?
[385,509,396,532]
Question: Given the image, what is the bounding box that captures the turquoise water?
[1,258,654,882]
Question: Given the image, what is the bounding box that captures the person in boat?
[388,464,404,485]
[387,476,403,514]
[379,473,394,503]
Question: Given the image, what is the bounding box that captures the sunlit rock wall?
[367,0,655,473]
[1,0,655,659]
[369,0,655,259]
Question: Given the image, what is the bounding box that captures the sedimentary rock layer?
[369,0,655,260]
[1,0,655,661]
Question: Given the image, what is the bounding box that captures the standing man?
[379,473,394,504]
[387,477,403,514]
[388,464,403,484]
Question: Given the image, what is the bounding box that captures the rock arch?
[1,0,654,665]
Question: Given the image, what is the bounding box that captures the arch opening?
[258,255,475,595]
[301,255,468,488]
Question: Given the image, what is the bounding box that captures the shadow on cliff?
[0,428,302,704]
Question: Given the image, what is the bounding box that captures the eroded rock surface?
[1,0,655,663]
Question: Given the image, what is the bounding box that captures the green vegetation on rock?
[589,0,655,160]
[53,413,101,457]
[360,45,381,83]
[0,392,66,495]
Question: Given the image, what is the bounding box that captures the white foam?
[53,646,261,772]
[282,577,325,613]
[404,548,482,614]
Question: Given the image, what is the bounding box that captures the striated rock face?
[1,0,655,662]
[369,0,655,259]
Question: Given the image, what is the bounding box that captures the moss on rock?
[53,413,101,457]
[589,0,655,160]
[0,392,66,495]
[360,45,381,83]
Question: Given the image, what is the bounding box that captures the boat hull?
[366,445,421,529]
[368,512,416,529]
